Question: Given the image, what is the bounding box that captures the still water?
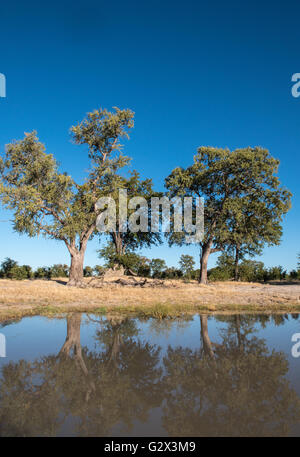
[1,312,300,437]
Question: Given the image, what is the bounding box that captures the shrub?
[34,267,52,279]
[50,264,69,278]
[0,258,33,279]
[84,266,93,277]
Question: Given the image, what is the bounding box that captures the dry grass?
[0,278,300,321]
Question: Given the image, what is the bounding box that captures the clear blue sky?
[0,0,299,271]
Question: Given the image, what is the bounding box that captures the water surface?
[1,312,300,437]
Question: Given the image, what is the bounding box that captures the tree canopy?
[165,146,292,283]
[0,107,134,286]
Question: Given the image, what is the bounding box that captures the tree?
[162,267,183,279]
[0,258,17,278]
[0,258,33,279]
[179,254,195,279]
[208,252,235,281]
[208,255,266,282]
[166,146,292,284]
[83,266,93,277]
[264,265,287,281]
[219,193,286,281]
[50,264,69,278]
[97,169,161,269]
[93,265,105,277]
[239,259,265,282]
[150,258,167,278]
[0,107,134,286]
[99,243,151,276]
[34,266,52,279]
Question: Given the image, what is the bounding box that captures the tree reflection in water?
[0,313,299,436]
[162,314,300,436]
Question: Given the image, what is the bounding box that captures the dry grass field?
[0,277,300,321]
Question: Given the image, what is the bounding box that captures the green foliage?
[99,241,151,276]
[162,267,183,279]
[83,266,93,277]
[150,258,167,278]
[34,267,52,279]
[208,254,266,282]
[263,266,287,281]
[50,264,69,278]
[166,146,292,283]
[289,270,300,280]
[70,107,134,163]
[0,258,33,280]
[0,258,18,277]
[98,170,162,262]
[208,253,288,283]
[179,254,195,278]
[239,260,266,282]
[0,107,135,285]
[208,253,235,281]
[93,265,105,277]
[208,267,232,281]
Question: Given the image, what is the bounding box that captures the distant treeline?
[1,253,299,282]
[207,252,300,282]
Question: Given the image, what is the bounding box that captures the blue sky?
[0,0,299,271]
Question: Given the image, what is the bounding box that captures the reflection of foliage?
[94,317,139,350]
[162,315,300,436]
[147,316,193,338]
[0,314,162,437]
[1,313,300,437]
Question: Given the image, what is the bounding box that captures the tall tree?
[166,146,292,284]
[0,107,134,286]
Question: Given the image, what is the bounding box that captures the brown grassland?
[0,278,300,322]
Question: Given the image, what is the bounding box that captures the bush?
[289,269,300,280]
[50,264,69,278]
[208,257,265,282]
[162,267,183,279]
[239,260,265,282]
[0,258,33,280]
[208,267,232,281]
[93,265,105,277]
[0,258,18,278]
[263,266,287,281]
[84,266,93,277]
[34,267,52,279]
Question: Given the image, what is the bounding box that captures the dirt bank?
[0,278,300,321]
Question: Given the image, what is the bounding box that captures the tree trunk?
[60,313,95,400]
[234,315,243,351]
[60,313,84,358]
[234,244,240,282]
[199,242,211,284]
[68,250,85,287]
[200,315,215,361]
